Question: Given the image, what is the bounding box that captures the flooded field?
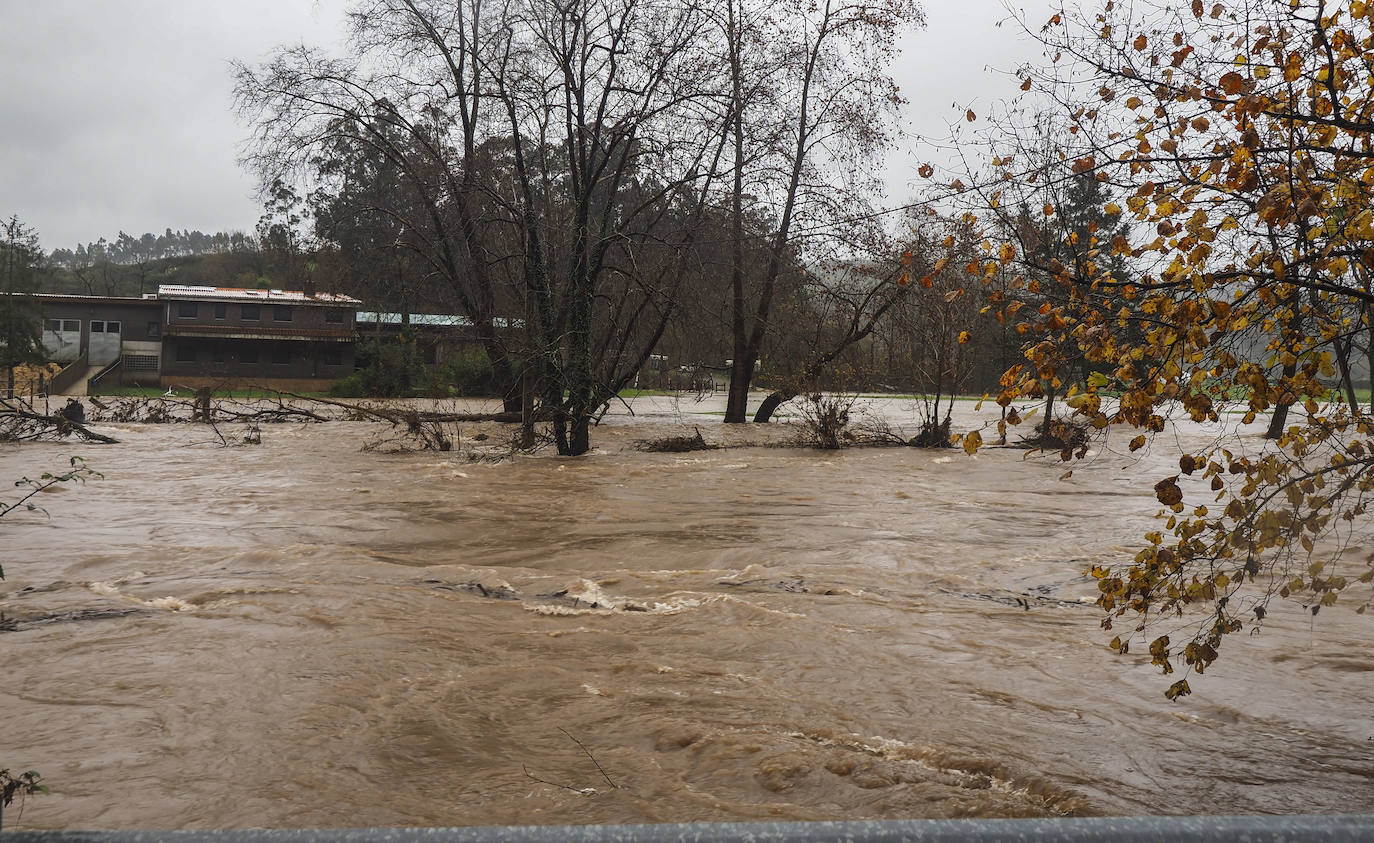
[1,395,1370,829]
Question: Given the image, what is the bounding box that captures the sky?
[0,0,1057,253]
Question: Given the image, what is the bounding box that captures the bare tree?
[717,0,923,423]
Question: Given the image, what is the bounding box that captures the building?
[353,311,521,367]
[38,293,164,387]
[157,284,362,391]
[35,285,363,393]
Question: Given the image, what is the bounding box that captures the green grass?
[617,387,684,398]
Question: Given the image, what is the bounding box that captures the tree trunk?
[519,363,536,450]
[753,388,787,423]
[726,356,754,423]
[569,412,591,456]
[1367,304,1374,416]
[1040,384,1056,442]
[1265,357,1298,439]
[1266,401,1291,438]
[1334,335,1360,416]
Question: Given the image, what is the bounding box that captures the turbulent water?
[1,396,1370,830]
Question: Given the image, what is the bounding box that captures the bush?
[331,339,421,398]
[444,348,498,397]
[797,392,855,450]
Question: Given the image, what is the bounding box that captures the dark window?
[177,302,198,318]
[106,321,120,334]
[123,354,158,372]
[325,309,343,324]
[211,345,225,363]
[147,321,161,338]
[274,306,293,322]
[44,319,61,331]
[62,319,79,332]
[90,321,105,333]
[241,304,260,321]
[322,346,343,366]
[272,343,291,365]
[214,303,227,320]
[422,344,438,365]
[241,346,258,364]
[175,344,196,363]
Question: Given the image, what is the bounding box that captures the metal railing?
[87,356,124,395]
[5,815,1374,843]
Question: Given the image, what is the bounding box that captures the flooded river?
[1,396,1370,829]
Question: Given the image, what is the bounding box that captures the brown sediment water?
[0,395,1370,830]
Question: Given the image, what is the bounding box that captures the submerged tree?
[238,0,739,454]
[717,0,923,423]
[237,0,922,452]
[965,0,1374,696]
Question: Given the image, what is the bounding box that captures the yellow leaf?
[963,430,983,456]
[958,331,971,344]
[1283,52,1302,82]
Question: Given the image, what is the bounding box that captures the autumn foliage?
[967,0,1374,697]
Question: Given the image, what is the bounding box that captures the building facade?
[38,294,164,385]
[36,285,363,393]
[158,285,361,390]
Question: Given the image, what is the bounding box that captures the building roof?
[156,285,362,305]
[163,324,357,342]
[32,293,160,306]
[356,311,522,329]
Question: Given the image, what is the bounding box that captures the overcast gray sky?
[0,0,1055,253]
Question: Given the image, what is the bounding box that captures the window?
[422,344,438,365]
[147,321,161,338]
[274,306,293,322]
[177,302,198,318]
[241,304,259,321]
[123,355,158,372]
[325,309,343,324]
[62,319,79,332]
[241,346,258,364]
[175,344,196,363]
[211,345,225,363]
[106,321,120,334]
[90,321,104,333]
[214,303,227,320]
[272,343,291,365]
[322,346,343,366]
[44,319,60,331]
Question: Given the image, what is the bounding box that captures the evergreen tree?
[0,216,45,397]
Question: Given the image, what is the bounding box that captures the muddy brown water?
[1,396,1370,830]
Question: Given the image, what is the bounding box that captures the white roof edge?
[156,285,362,305]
